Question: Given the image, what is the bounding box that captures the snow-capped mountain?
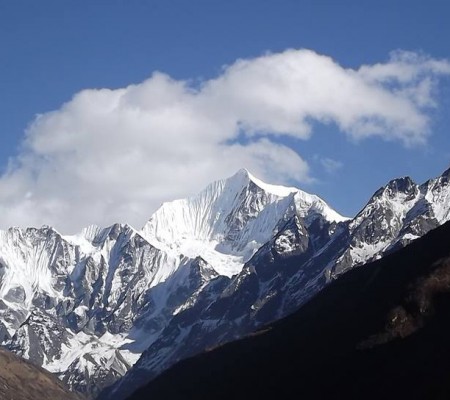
[105,167,450,400]
[0,223,188,395]
[0,168,448,399]
[331,168,450,276]
[123,220,450,400]
[0,169,344,398]
[141,168,345,276]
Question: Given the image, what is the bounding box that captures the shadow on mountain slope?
[125,221,450,400]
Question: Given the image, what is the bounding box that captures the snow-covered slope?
[0,223,211,397]
[141,168,345,276]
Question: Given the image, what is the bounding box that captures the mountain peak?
[385,176,417,195]
[371,176,417,201]
[228,169,300,198]
[140,169,346,278]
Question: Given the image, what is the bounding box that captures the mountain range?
[126,219,450,400]
[0,167,448,399]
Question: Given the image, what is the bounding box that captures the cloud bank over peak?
[0,49,449,233]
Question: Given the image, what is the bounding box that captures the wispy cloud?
[0,49,449,232]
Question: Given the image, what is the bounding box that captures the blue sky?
[0,1,449,232]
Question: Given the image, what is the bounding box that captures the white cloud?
[0,49,449,233]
